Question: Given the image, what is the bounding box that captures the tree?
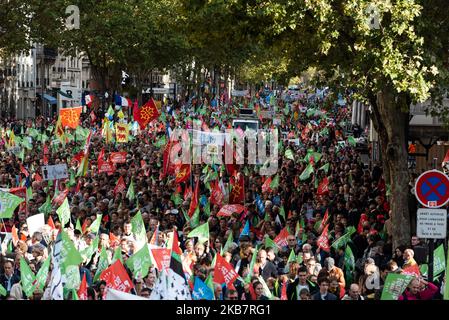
[238,0,449,248]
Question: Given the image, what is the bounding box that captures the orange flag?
[48,216,56,230]
[60,106,82,129]
[12,225,19,246]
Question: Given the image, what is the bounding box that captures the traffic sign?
[416,208,447,239]
[415,170,449,208]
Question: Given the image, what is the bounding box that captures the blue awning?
[43,94,57,105]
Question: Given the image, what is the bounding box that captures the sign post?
[414,169,449,282]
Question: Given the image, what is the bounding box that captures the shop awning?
[43,94,57,105]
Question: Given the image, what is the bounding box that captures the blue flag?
[192,277,214,300]
[240,220,250,238]
[255,194,265,216]
[200,195,208,207]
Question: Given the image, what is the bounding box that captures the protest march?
[1,89,448,301]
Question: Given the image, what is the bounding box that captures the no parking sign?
[414,170,449,208]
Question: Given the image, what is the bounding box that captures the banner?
[110,152,127,164]
[41,164,69,181]
[106,288,148,300]
[217,204,245,217]
[115,123,129,143]
[151,248,171,271]
[381,273,413,300]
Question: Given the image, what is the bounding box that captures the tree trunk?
[374,86,411,249]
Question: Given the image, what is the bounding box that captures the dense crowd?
[0,90,447,300]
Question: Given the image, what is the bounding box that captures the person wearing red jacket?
[399,278,438,300]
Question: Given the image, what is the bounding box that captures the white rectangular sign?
[42,164,68,181]
[26,213,45,237]
[417,208,447,239]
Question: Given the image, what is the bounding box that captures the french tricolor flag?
[115,94,132,107]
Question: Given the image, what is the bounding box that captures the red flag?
[188,179,200,218]
[274,227,289,247]
[213,254,238,286]
[43,154,49,165]
[229,173,245,204]
[136,98,160,129]
[81,218,89,233]
[109,232,119,248]
[100,260,134,293]
[114,176,126,196]
[20,164,29,177]
[133,100,141,124]
[184,185,192,201]
[319,209,329,231]
[97,148,105,164]
[52,189,69,206]
[34,173,43,182]
[248,281,257,300]
[11,225,19,246]
[402,264,421,277]
[280,280,288,300]
[357,213,368,234]
[43,144,49,155]
[261,176,272,194]
[174,164,191,184]
[47,216,56,230]
[317,177,329,195]
[171,229,183,255]
[317,224,330,252]
[444,149,449,163]
[109,152,127,164]
[75,180,82,194]
[90,111,96,123]
[78,273,88,300]
[210,180,224,207]
[151,248,171,271]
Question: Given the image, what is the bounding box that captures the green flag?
[444,240,449,300]
[344,245,355,284]
[264,237,279,254]
[279,206,286,221]
[381,273,413,300]
[26,187,33,202]
[68,170,76,187]
[319,163,330,174]
[126,244,152,278]
[0,190,25,218]
[222,232,234,254]
[171,192,183,206]
[331,227,356,249]
[205,273,215,299]
[89,214,103,234]
[72,289,79,300]
[94,247,109,282]
[131,211,147,244]
[60,231,83,273]
[126,179,135,201]
[287,249,296,266]
[112,246,123,264]
[434,244,446,279]
[347,136,356,147]
[80,237,99,264]
[20,258,36,297]
[245,247,259,283]
[187,222,209,244]
[39,195,52,217]
[203,200,211,217]
[299,164,314,181]
[34,256,51,291]
[75,218,82,233]
[56,198,71,227]
[270,175,280,190]
[64,265,81,290]
[285,149,294,160]
[190,207,200,228]
[0,283,7,297]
